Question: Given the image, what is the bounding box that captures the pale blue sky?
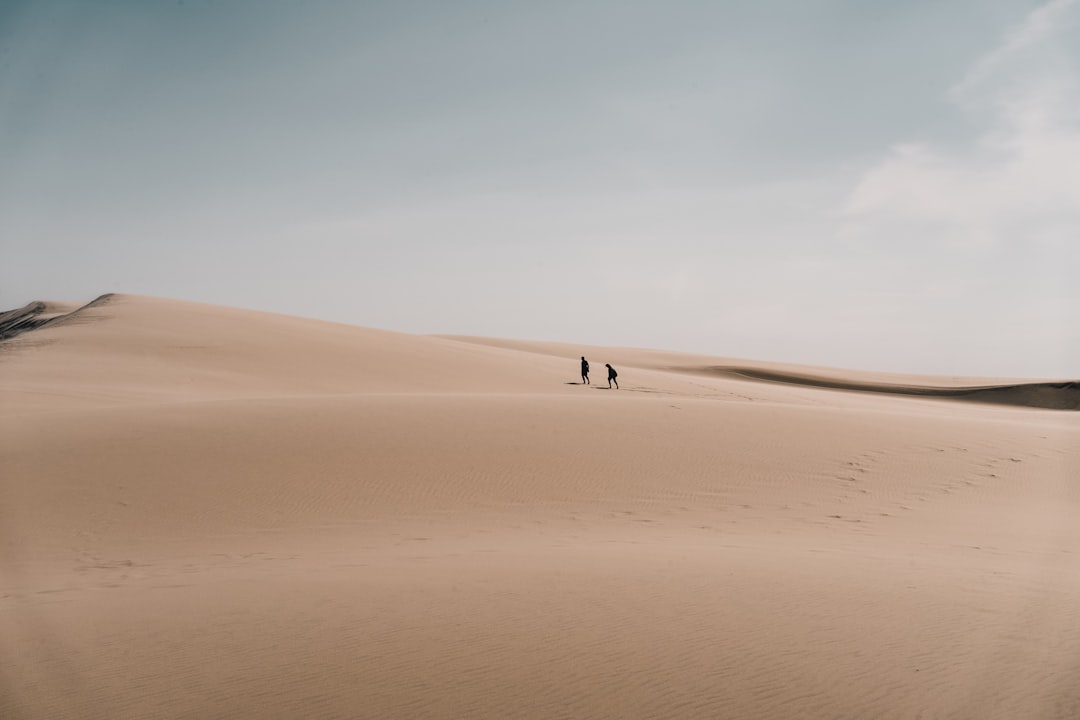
[2,0,1077,376]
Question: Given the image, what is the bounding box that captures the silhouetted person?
[581,356,590,384]
[605,363,618,389]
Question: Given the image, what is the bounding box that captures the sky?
[1,0,1077,377]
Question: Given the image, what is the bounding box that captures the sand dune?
[2,295,1079,719]
[444,335,1079,410]
[690,366,1080,410]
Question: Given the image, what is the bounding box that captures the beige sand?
[2,294,1078,719]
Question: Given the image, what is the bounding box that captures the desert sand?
[2,294,1078,719]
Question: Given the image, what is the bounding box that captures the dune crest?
[0,293,113,340]
[690,366,1080,411]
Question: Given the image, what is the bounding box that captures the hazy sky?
[2,0,1077,376]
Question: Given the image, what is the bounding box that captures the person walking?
[580,356,590,385]
[605,363,618,389]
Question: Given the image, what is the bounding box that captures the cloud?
[951,0,1078,102]
[842,0,1080,249]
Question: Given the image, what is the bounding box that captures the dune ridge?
[2,294,1079,720]
[692,366,1080,411]
[0,294,113,341]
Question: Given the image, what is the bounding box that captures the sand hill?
[2,294,1078,719]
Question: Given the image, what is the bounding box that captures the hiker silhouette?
[605,363,618,389]
[581,356,590,384]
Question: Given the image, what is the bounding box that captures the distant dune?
[691,366,1080,411]
[442,334,1079,411]
[2,294,1079,720]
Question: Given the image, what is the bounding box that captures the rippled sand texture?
[2,295,1078,719]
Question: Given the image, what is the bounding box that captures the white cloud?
[843,0,1080,249]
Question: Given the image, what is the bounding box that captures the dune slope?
[2,295,1079,720]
